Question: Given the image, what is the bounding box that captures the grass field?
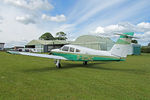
[0,51,150,100]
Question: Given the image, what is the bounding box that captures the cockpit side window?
[70,47,75,52]
[76,49,80,52]
[62,46,69,51]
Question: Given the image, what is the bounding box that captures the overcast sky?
[0,0,150,47]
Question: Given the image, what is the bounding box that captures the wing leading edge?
[7,51,67,60]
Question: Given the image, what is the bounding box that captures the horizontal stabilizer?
[115,33,139,39]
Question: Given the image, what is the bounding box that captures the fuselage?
[51,45,125,61]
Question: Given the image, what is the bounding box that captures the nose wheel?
[55,59,61,68]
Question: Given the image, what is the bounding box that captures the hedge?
[141,46,150,53]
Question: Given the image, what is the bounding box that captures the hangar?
[25,40,70,52]
[72,35,114,51]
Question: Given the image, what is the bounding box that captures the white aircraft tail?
[110,32,134,58]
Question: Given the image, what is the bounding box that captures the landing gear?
[55,59,61,68]
[83,61,88,65]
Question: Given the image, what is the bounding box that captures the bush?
[141,46,150,53]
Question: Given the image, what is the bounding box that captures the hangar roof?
[72,35,114,51]
[73,35,114,44]
[27,40,70,45]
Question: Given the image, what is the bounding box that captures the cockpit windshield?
[61,46,81,53]
[62,46,69,51]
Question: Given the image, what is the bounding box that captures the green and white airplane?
[8,32,135,68]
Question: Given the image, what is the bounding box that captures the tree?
[39,32,55,40]
[131,40,138,44]
[55,31,67,40]
[148,43,150,46]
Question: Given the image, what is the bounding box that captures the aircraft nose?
[51,49,58,53]
[51,49,55,52]
[49,49,55,55]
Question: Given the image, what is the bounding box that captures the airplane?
[8,32,135,68]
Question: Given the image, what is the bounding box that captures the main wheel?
[57,63,61,68]
[56,63,61,68]
[83,61,88,65]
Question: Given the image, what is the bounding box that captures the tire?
[56,63,61,68]
[58,63,61,68]
[83,61,88,65]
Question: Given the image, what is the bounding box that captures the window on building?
[70,47,75,52]
[76,49,80,52]
[62,46,69,51]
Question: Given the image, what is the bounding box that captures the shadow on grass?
[23,62,105,72]
[23,67,59,72]
[63,63,146,75]
[23,62,146,75]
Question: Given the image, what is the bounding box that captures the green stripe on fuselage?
[52,52,125,61]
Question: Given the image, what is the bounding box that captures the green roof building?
[26,40,70,52]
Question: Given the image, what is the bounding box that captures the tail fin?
[110,32,134,58]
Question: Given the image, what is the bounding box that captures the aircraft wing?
[7,51,67,60]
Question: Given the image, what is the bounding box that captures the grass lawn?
[0,51,150,100]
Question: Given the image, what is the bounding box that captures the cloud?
[16,15,36,24]
[135,31,150,43]
[0,16,3,24]
[2,0,66,24]
[42,14,66,22]
[5,40,28,48]
[0,16,3,32]
[2,0,53,11]
[95,26,104,33]
[93,22,149,34]
[137,22,150,29]
[92,22,150,45]
[0,5,44,44]
[137,22,150,32]
[1,0,55,25]
[104,24,126,33]
[93,22,133,35]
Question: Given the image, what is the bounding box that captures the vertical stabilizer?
[110,32,134,58]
